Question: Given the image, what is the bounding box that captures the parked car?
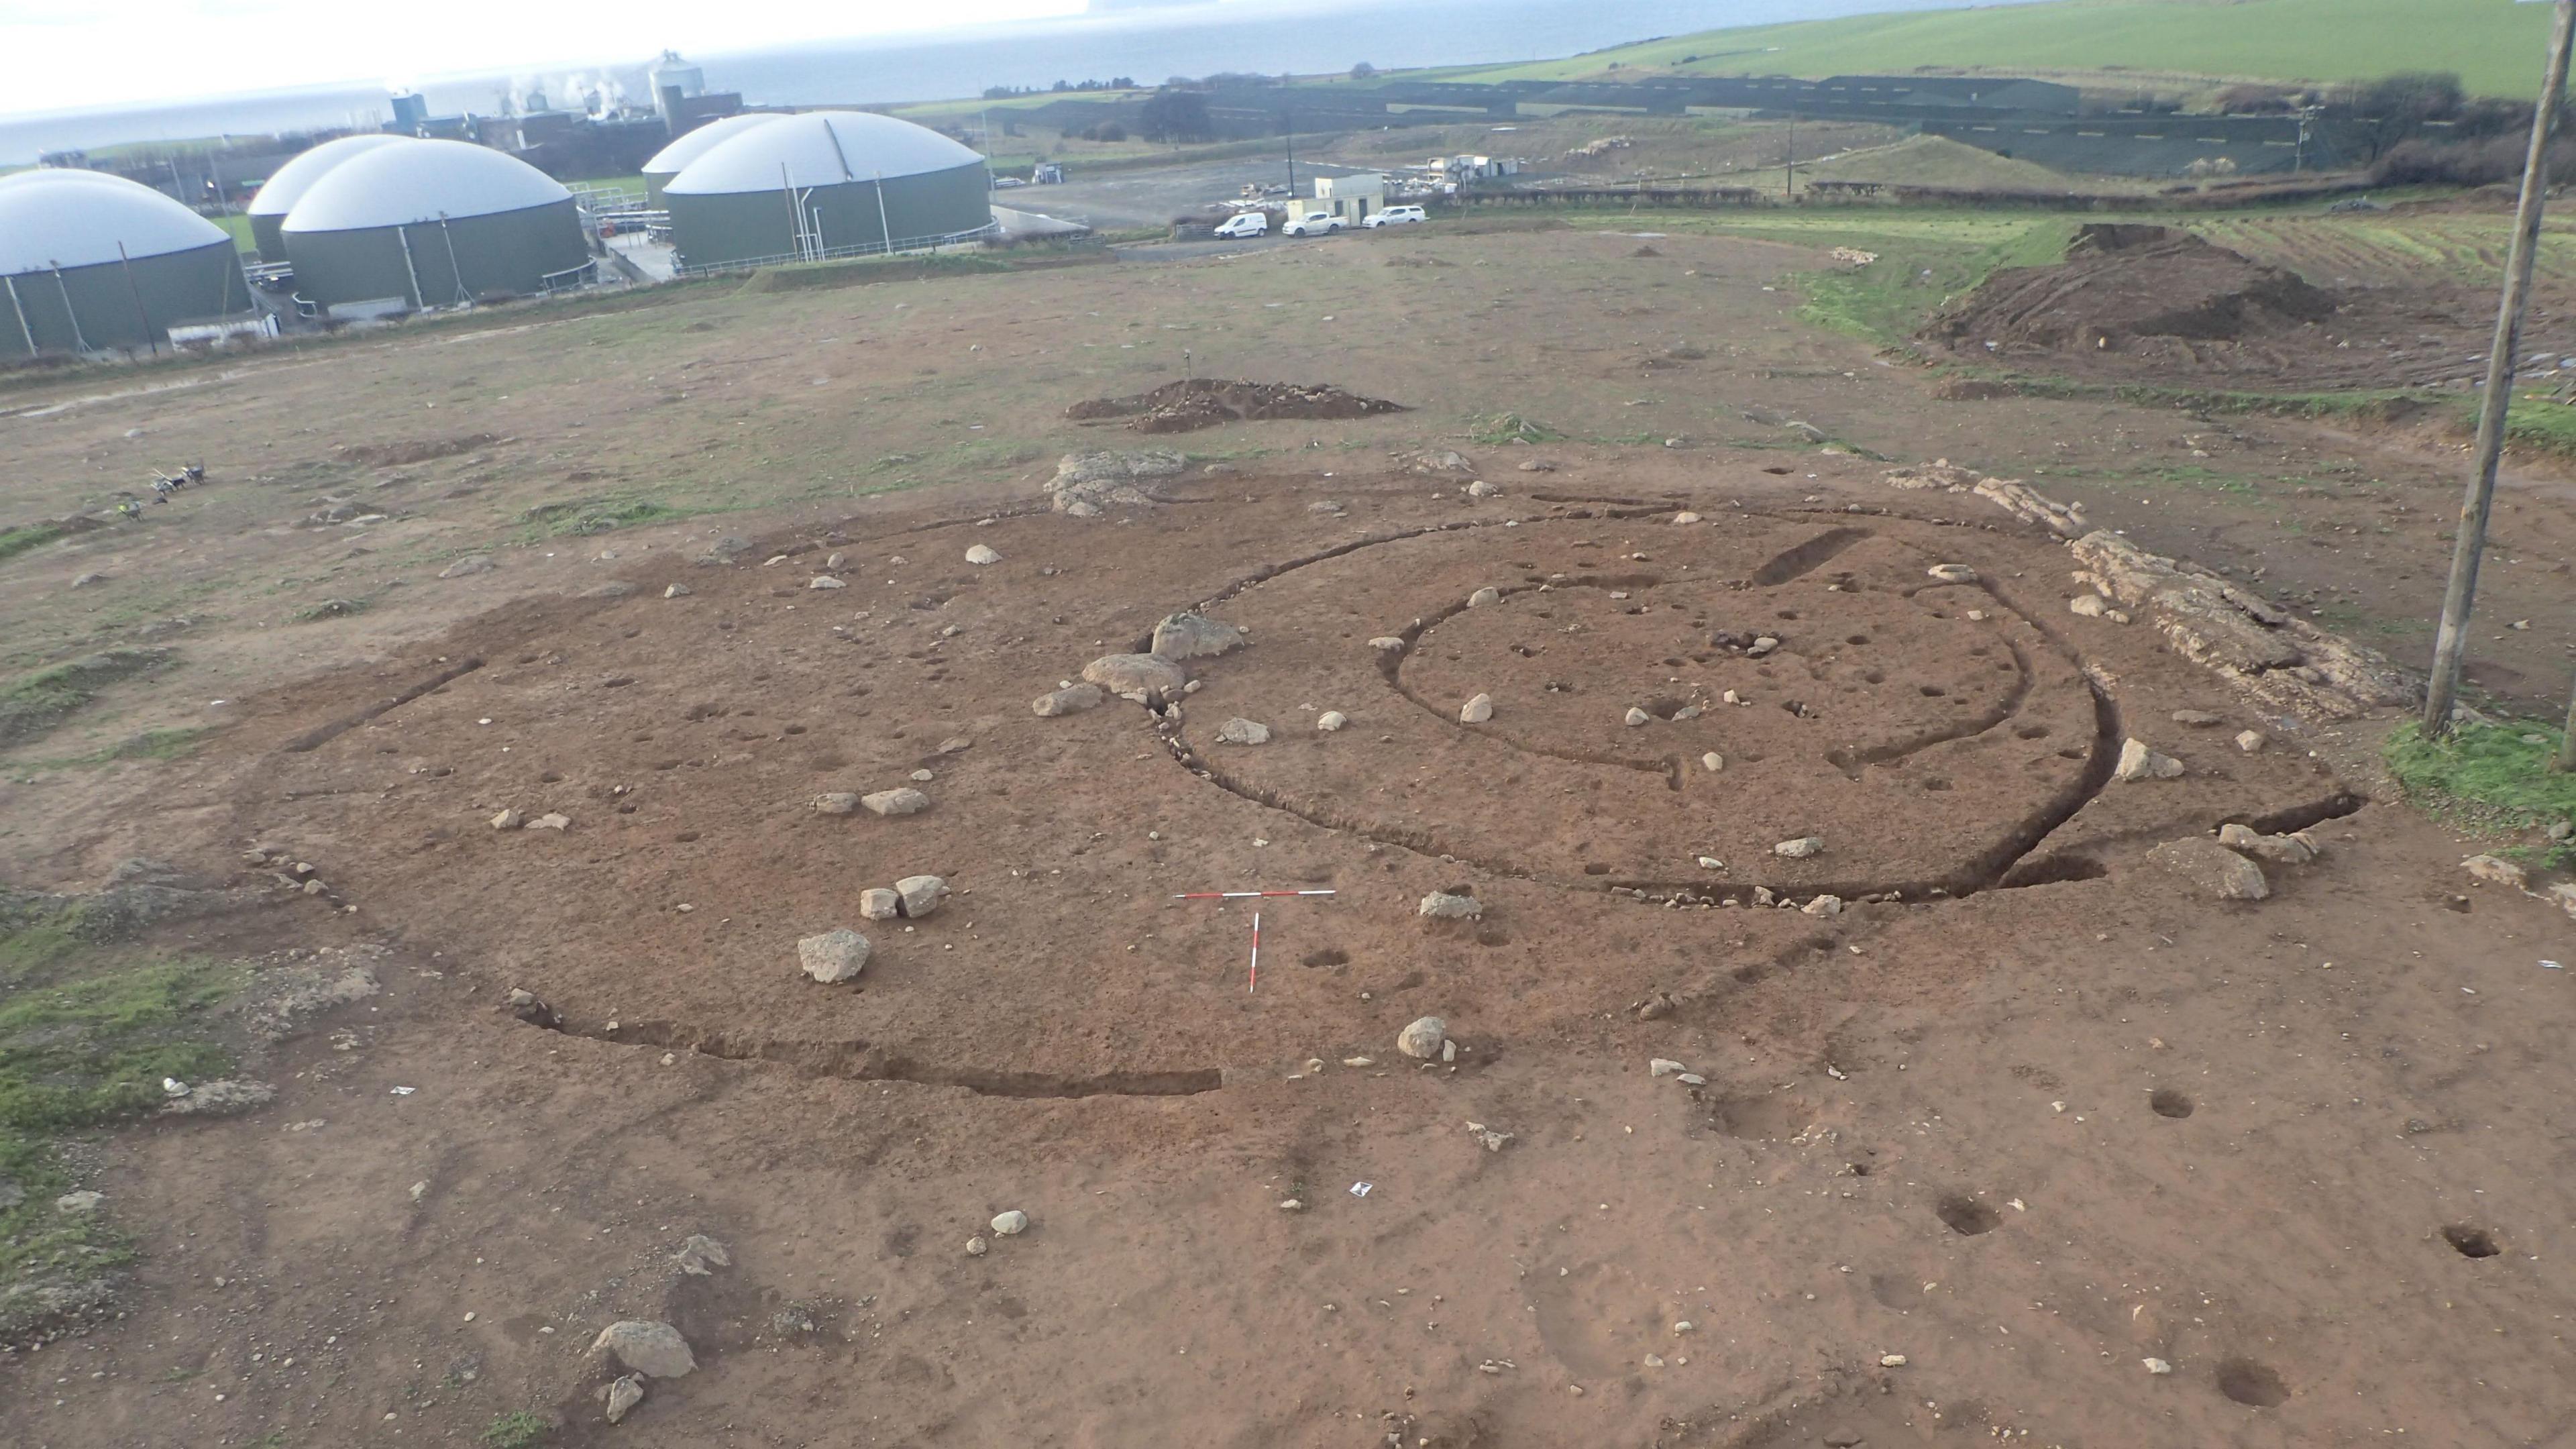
[1213,211,1271,238]
[1362,205,1428,228]
[1281,211,1346,237]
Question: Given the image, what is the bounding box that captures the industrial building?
[0,168,254,361]
[640,112,782,206]
[661,111,994,272]
[245,133,406,262]
[280,139,590,319]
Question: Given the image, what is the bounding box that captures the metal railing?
[669,221,1002,278]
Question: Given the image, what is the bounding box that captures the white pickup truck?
[1281,210,1346,237]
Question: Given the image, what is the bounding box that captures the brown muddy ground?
[2,220,2573,1449]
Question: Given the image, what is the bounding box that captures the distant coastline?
[0,0,1988,164]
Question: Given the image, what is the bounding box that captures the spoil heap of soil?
[1066,378,1408,434]
[1925,224,2339,365]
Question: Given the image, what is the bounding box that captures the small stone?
[527,812,571,830]
[797,928,870,983]
[1624,706,1652,727]
[439,555,494,579]
[2112,738,2184,782]
[965,1235,989,1256]
[590,1321,695,1379]
[1801,894,1844,918]
[1747,636,1780,657]
[1418,891,1482,919]
[662,583,691,598]
[2144,1358,2174,1376]
[894,875,949,917]
[1467,586,1500,608]
[1369,636,1406,653]
[859,888,902,920]
[604,1373,646,1424]
[1397,1016,1448,1059]
[1644,1354,1665,1368]
[1671,511,1701,525]
[1442,1038,1458,1063]
[54,1189,104,1212]
[808,576,846,590]
[1697,856,1723,870]
[812,792,861,816]
[1215,717,1272,745]
[2235,730,2267,753]
[2171,709,2224,728]
[1466,1121,1511,1150]
[1459,693,1495,724]
[861,788,930,816]
[1152,611,1243,660]
[490,809,522,830]
[964,544,1001,566]
[1880,1354,1909,1368]
[2548,881,2576,919]
[1278,1198,1304,1211]
[672,1234,730,1276]
[909,769,935,783]
[1466,479,1499,498]
[1700,752,1724,773]
[1316,710,1348,732]
[1772,837,1825,859]
[1650,1059,1687,1077]
[1676,1073,1705,1085]
[937,736,972,754]
[1925,564,1976,584]
[1033,684,1106,716]
[2149,837,2269,901]
[990,1210,1030,1236]
[2068,594,2106,618]
[2463,855,2528,890]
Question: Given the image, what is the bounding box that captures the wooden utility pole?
[2422,0,2576,735]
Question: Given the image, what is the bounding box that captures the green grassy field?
[1460,0,2557,98]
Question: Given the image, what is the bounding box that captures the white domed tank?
[663,111,992,272]
[245,133,405,261]
[0,169,252,360]
[280,138,590,315]
[641,113,783,206]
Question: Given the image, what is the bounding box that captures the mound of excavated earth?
[1065,378,1408,434]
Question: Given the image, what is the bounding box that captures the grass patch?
[2500,389,2576,462]
[1796,218,2072,345]
[1467,412,1566,445]
[2385,720,2576,869]
[0,521,71,566]
[517,497,709,541]
[289,597,369,623]
[0,954,247,1334]
[0,649,173,750]
[480,1410,554,1448]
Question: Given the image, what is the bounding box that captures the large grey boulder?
[590,1320,696,1379]
[1397,1016,1448,1059]
[2149,838,2269,901]
[861,788,930,817]
[1152,612,1245,661]
[1032,684,1105,717]
[1083,653,1187,704]
[798,928,871,983]
[895,875,949,918]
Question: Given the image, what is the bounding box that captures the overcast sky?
[3,0,1089,116]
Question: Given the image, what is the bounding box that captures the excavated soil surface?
[1065,378,1409,433]
[1924,223,2502,390]
[211,479,2355,1091]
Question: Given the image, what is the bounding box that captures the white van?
[1363,205,1428,228]
[1212,211,1270,239]
[1281,210,1346,237]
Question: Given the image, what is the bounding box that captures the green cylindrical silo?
[0,170,253,360]
[663,111,993,272]
[281,140,590,315]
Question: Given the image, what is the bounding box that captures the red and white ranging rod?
[1171,890,1335,992]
